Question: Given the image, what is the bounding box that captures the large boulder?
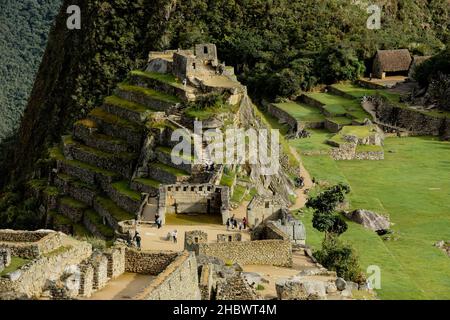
[345,209,391,231]
[276,277,327,300]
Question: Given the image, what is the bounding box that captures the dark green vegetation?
[0,0,62,142]
[1,0,449,192]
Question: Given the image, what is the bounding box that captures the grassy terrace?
[117,83,181,104]
[62,135,137,161]
[220,171,236,188]
[306,92,370,121]
[60,196,88,210]
[156,146,196,162]
[112,181,141,202]
[151,161,189,177]
[327,117,353,125]
[85,209,114,238]
[331,83,401,101]
[231,184,247,203]
[130,70,184,89]
[185,102,239,121]
[49,147,119,179]
[104,95,156,114]
[294,136,450,299]
[272,102,325,122]
[0,257,31,276]
[95,196,134,222]
[89,108,142,132]
[133,177,161,189]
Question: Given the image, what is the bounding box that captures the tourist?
[226,218,231,231]
[183,78,187,87]
[133,231,142,250]
[238,221,243,231]
[155,213,160,227]
[172,230,178,243]
[233,219,238,229]
[242,217,247,229]
[156,216,162,229]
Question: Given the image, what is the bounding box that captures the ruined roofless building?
[147,43,221,81]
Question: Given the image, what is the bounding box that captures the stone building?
[246,195,285,228]
[372,49,412,79]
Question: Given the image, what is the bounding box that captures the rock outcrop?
[344,209,391,231]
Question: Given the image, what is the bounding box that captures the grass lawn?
[289,129,334,154]
[273,102,325,122]
[294,136,450,299]
[0,257,31,276]
[165,213,223,225]
[117,83,181,104]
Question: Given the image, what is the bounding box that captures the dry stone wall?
[0,230,63,259]
[197,240,292,267]
[133,252,201,300]
[125,248,178,275]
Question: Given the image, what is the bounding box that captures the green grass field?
[293,136,450,299]
[273,102,325,122]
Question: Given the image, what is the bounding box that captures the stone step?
[87,107,144,149]
[58,196,89,224]
[93,196,136,231]
[128,70,196,102]
[73,120,133,154]
[54,173,98,207]
[148,161,190,184]
[102,95,155,124]
[83,209,115,240]
[62,135,138,179]
[130,178,161,196]
[103,181,142,214]
[115,83,181,112]
[155,146,202,174]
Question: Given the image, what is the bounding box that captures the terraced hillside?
[27,71,210,239]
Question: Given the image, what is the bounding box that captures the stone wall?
[103,246,126,279]
[0,238,92,300]
[217,233,242,242]
[125,248,178,275]
[89,252,108,290]
[197,240,292,267]
[216,275,257,300]
[246,195,283,228]
[184,230,208,252]
[199,264,213,300]
[0,249,11,272]
[373,96,450,137]
[267,104,299,131]
[78,263,94,298]
[133,251,201,300]
[0,230,63,259]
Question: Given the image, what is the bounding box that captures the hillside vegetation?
[0,0,448,197]
[0,0,62,142]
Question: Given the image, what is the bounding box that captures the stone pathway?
[86,272,155,300]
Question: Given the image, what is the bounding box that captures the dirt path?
[86,273,155,300]
[289,146,313,211]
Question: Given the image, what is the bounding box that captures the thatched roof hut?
[372,49,412,79]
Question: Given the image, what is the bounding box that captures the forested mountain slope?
[0,0,62,142]
[0,0,448,189]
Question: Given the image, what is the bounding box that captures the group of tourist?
[154,213,162,229]
[226,215,247,231]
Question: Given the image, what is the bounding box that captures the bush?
[413,47,450,87]
[314,235,365,283]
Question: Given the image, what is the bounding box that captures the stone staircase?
[40,70,214,239]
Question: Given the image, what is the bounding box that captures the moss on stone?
[117,83,181,104]
[60,196,88,210]
[89,107,142,132]
[112,181,141,202]
[0,257,31,276]
[104,95,156,113]
[85,209,114,238]
[151,161,189,177]
[130,70,183,89]
[133,178,161,189]
[95,196,134,222]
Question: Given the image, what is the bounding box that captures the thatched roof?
[373,49,412,72]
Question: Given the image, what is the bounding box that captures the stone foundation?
[125,248,178,275]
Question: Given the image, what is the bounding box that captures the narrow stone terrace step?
[102,95,156,123]
[50,146,121,187]
[103,180,142,214]
[54,173,98,206]
[62,135,138,179]
[128,70,197,102]
[115,83,181,112]
[147,161,190,184]
[73,120,132,154]
[93,196,135,231]
[58,196,88,224]
[155,146,202,174]
[83,209,115,240]
[130,177,161,195]
[87,107,144,148]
